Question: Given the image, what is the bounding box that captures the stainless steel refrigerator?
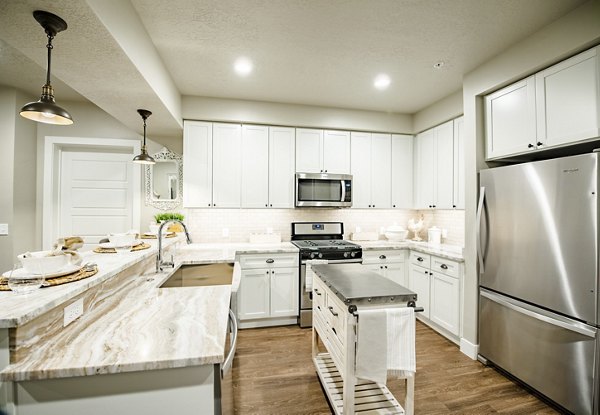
[478,152,599,415]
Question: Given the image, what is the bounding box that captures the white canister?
[428,226,442,245]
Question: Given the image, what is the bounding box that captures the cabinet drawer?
[313,279,326,311]
[326,294,347,342]
[362,249,407,264]
[410,251,431,268]
[238,253,298,269]
[431,256,460,278]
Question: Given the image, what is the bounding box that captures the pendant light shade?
[133,109,155,165]
[20,10,73,125]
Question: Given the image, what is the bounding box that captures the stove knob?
[350,251,357,257]
[344,252,350,258]
[310,253,317,259]
[318,253,323,259]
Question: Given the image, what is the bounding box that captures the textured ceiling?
[0,0,589,135]
[131,0,587,113]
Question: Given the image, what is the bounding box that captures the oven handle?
[302,258,362,265]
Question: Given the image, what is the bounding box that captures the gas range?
[291,239,362,261]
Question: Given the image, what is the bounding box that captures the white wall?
[183,96,413,134]
[413,90,463,133]
[461,0,600,348]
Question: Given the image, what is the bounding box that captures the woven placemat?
[93,242,151,254]
[0,266,99,291]
[140,232,176,240]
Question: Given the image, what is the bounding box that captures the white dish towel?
[355,307,416,385]
[305,260,328,292]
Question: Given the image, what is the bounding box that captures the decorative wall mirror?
[144,147,183,210]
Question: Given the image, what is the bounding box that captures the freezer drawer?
[479,289,597,415]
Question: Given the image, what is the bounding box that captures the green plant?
[154,212,184,223]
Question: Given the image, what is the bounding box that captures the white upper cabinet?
[323,130,351,174]
[414,129,435,209]
[183,121,213,208]
[485,45,600,160]
[268,126,296,208]
[536,47,600,147]
[241,125,269,208]
[485,76,537,159]
[434,121,454,209]
[296,128,350,174]
[295,128,323,173]
[391,134,413,209]
[453,117,465,209]
[350,132,391,209]
[212,123,242,208]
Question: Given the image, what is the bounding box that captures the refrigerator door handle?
[476,186,486,274]
[481,290,596,338]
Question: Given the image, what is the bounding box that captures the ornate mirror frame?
[144,147,183,210]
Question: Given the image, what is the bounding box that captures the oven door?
[296,173,352,207]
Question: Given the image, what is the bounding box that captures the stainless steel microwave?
[295,173,352,208]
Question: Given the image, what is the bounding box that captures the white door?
[212,123,242,208]
[409,264,430,319]
[238,269,270,320]
[183,121,213,207]
[391,134,413,209]
[434,121,454,209]
[485,76,537,159]
[241,125,269,208]
[268,127,295,208]
[430,271,460,335]
[536,47,600,147]
[270,267,298,317]
[323,130,351,174]
[370,133,392,209]
[59,151,134,246]
[414,130,435,209]
[295,128,323,173]
[453,117,465,209]
[350,132,372,208]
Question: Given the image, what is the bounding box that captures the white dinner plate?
[99,240,143,249]
[2,263,83,279]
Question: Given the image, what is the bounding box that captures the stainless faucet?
[156,219,192,272]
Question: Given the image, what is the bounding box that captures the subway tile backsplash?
[183,208,465,247]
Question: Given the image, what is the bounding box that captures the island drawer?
[362,249,407,264]
[313,280,326,311]
[326,292,347,342]
[410,251,431,268]
[431,256,460,278]
[238,253,298,269]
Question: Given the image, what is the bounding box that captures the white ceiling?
[0,0,589,135]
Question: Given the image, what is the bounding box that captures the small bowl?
[108,233,136,247]
[18,251,71,275]
[384,230,408,241]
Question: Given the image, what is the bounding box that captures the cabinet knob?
[417,257,424,262]
[208,203,211,206]
[320,169,323,173]
[453,204,457,208]
[393,204,396,208]
[441,264,448,270]
[528,143,534,148]
[432,205,436,208]
[325,170,328,173]
[385,266,388,269]
[270,204,272,207]
[537,142,543,147]
[266,258,274,264]
[379,255,386,259]
[373,205,375,208]
[265,204,268,207]
[314,288,322,296]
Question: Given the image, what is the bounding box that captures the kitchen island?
[0,239,299,415]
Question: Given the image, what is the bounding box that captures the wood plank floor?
[231,321,559,414]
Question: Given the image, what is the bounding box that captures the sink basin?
[159,263,234,288]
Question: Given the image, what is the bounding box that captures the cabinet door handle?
[270,204,272,207]
[433,205,436,208]
[325,170,328,173]
[417,257,424,262]
[208,203,211,206]
[328,306,338,316]
[440,264,448,270]
[379,255,386,259]
[265,204,268,207]
[528,143,534,148]
[331,327,337,336]
[393,204,396,208]
[266,259,274,264]
[385,266,388,269]
[314,288,322,296]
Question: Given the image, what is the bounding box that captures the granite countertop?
[357,240,464,262]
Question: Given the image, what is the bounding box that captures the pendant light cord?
[45,33,54,86]
[142,116,147,147]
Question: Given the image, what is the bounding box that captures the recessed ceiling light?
[373,74,391,90]
[234,57,253,76]
[433,61,445,69]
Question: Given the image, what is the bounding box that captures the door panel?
[480,153,597,323]
[270,267,298,318]
[391,134,413,209]
[350,132,371,208]
[295,128,322,173]
[241,125,269,208]
[371,133,392,208]
[434,121,454,209]
[183,121,212,207]
[238,269,270,320]
[323,130,350,174]
[268,127,295,208]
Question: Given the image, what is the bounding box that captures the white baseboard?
[460,337,479,360]
[238,317,297,329]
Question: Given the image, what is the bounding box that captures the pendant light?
[20,10,73,125]
[133,109,156,164]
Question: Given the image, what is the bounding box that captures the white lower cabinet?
[362,249,407,287]
[408,250,462,340]
[237,253,299,328]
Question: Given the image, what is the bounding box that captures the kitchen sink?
[159,263,234,288]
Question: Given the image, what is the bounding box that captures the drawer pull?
[379,255,386,259]
[317,305,321,311]
[328,306,338,317]
[332,327,337,336]
[314,288,322,296]
[440,264,449,270]
[266,258,274,264]
[417,257,424,262]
